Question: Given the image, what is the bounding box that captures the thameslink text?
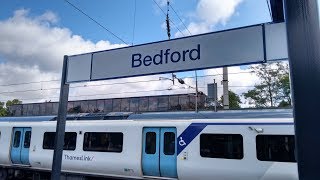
[131,44,201,68]
[64,154,94,162]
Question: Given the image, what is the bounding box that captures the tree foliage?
[0,99,22,116]
[220,90,242,109]
[243,62,291,108]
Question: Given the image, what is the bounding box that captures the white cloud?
[0,9,125,73]
[175,0,243,37]
[175,22,210,38]
[156,0,168,7]
[196,0,243,25]
[0,9,194,104]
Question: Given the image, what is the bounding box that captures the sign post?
[51,56,70,179]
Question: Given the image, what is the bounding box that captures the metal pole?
[284,1,320,179]
[222,67,229,109]
[51,56,70,179]
[214,79,217,112]
[195,70,198,113]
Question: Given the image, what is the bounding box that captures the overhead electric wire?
[0,87,190,102]
[0,84,257,102]
[169,4,192,36]
[0,79,60,87]
[0,71,254,91]
[151,0,186,37]
[265,0,273,21]
[64,0,128,44]
[131,0,137,45]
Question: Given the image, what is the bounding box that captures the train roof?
[0,109,293,122]
[128,109,293,119]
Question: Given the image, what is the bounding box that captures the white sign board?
[66,23,288,83]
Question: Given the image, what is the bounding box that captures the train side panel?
[29,121,143,179]
[177,121,298,180]
[0,123,12,166]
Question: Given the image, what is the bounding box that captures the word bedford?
[131,44,201,68]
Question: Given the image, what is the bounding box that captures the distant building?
[8,94,206,116]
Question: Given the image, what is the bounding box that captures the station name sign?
[131,44,200,68]
[66,23,287,83]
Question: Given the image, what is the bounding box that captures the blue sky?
[0,0,274,104]
[0,0,271,44]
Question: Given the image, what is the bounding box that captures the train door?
[142,127,177,178]
[10,127,32,165]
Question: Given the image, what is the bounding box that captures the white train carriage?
[0,110,298,180]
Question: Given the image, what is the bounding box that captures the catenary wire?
[64,0,127,44]
[132,0,137,45]
[0,71,254,91]
[265,0,273,21]
[169,4,192,36]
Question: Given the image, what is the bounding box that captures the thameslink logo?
[131,44,201,68]
[64,154,94,162]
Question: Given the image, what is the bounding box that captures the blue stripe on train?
[176,122,294,155]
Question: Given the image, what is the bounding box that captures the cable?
[179,71,254,79]
[0,87,191,102]
[0,79,60,87]
[0,71,255,93]
[64,0,128,44]
[0,78,173,94]
[169,4,192,36]
[131,0,137,45]
[1,84,258,102]
[265,0,272,21]
[152,0,186,37]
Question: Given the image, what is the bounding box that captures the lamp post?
[195,71,198,113]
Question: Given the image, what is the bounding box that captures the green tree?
[0,101,7,116]
[220,90,242,109]
[6,99,22,107]
[243,62,291,108]
[0,99,22,116]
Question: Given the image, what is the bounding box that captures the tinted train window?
[256,135,296,162]
[145,132,156,154]
[200,134,243,159]
[43,132,77,150]
[24,131,31,148]
[164,132,175,155]
[13,131,21,148]
[83,132,123,153]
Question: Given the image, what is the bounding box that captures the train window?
[24,131,31,148]
[83,132,123,153]
[200,134,243,159]
[145,132,156,154]
[13,131,21,148]
[256,135,296,162]
[43,132,77,150]
[164,132,175,155]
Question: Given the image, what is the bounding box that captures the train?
[0,110,298,180]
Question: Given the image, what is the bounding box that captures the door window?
[24,131,31,148]
[145,132,156,154]
[13,131,21,148]
[164,132,175,155]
